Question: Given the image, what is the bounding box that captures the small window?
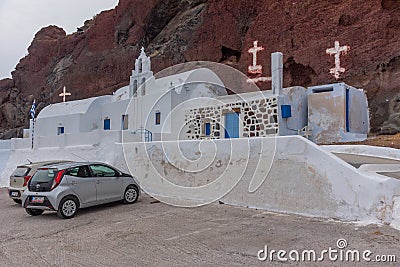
[104,118,111,130]
[122,115,128,130]
[57,127,64,135]
[155,112,161,125]
[11,167,30,177]
[66,166,90,178]
[89,164,117,177]
[204,122,211,136]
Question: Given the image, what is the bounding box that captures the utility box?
[281,105,292,118]
[307,83,369,144]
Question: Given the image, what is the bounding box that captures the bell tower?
[129,47,153,97]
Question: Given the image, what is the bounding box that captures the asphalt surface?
[0,188,399,267]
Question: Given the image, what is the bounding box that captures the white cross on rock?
[326,41,350,79]
[246,41,272,84]
[248,41,264,74]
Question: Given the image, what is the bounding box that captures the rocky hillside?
[1,0,400,138]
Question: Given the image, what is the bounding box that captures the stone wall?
[184,96,278,139]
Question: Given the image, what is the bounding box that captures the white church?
[5,46,400,230]
[20,47,369,149]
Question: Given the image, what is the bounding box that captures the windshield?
[31,169,58,183]
[11,167,30,177]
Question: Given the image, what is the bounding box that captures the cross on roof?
[59,86,71,102]
[326,41,350,79]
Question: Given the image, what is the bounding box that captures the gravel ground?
[326,133,400,149]
[0,188,399,267]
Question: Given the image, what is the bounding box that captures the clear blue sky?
[0,0,119,79]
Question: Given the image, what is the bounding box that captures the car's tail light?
[50,170,66,190]
[23,176,32,187]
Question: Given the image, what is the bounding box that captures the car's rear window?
[31,169,58,182]
[11,167,30,177]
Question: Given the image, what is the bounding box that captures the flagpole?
[30,99,36,150]
[31,118,35,149]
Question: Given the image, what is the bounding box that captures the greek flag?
[30,100,36,119]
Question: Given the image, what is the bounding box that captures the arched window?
[138,58,143,73]
[141,77,146,96]
[133,80,138,92]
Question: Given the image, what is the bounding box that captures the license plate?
[10,191,19,197]
[31,197,44,203]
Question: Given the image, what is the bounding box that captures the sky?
[0,0,119,79]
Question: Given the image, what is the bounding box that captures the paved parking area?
[0,188,399,266]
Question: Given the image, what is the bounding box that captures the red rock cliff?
[1,0,400,138]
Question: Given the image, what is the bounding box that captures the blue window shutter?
[205,123,211,136]
[57,127,64,135]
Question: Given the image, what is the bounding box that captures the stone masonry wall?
[184,97,278,139]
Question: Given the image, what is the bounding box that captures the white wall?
[35,96,112,137]
[308,83,368,144]
[36,114,80,137]
[0,140,11,185]
[101,99,130,131]
[123,136,400,227]
[10,130,121,150]
[2,135,400,229]
[1,142,127,188]
[349,88,369,134]
[0,140,11,149]
[278,86,308,135]
[126,91,172,140]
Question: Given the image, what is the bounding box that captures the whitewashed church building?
[23,47,369,148]
[7,46,400,231]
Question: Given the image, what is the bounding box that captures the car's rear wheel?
[25,208,44,216]
[57,196,78,219]
[123,185,139,204]
[13,199,22,204]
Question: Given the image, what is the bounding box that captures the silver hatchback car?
[8,161,72,204]
[22,162,140,219]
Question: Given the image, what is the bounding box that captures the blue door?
[104,119,110,130]
[225,112,239,138]
[345,89,350,132]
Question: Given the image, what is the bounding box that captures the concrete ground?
[0,188,399,267]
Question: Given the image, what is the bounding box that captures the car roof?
[17,160,73,168]
[39,162,114,170]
